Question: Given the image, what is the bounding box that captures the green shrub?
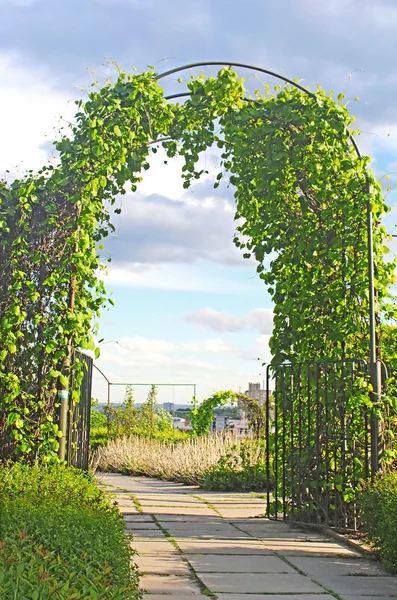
[359,472,397,572]
[90,409,110,449]
[90,385,190,450]
[90,407,190,451]
[0,463,141,599]
[203,439,270,491]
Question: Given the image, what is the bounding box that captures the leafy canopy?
[0,66,394,461]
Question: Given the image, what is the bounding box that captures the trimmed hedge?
[0,463,141,599]
[359,472,397,572]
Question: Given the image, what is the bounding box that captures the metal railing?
[266,359,371,530]
[64,350,93,470]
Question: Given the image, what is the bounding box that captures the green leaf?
[59,374,69,387]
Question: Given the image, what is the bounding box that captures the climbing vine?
[0,65,395,462]
[191,390,265,437]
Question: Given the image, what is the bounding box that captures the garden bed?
[0,462,141,599]
[93,434,271,492]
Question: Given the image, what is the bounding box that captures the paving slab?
[250,532,331,541]
[187,554,296,573]
[124,522,160,530]
[140,574,203,595]
[178,539,273,555]
[169,529,252,540]
[312,576,397,596]
[96,473,144,490]
[112,498,137,504]
[215,596,332,600]
[142,596,209,599]
[235,523,328,539]
[144,483,199,491]
[137,495,205,503]
[134,554,190,575]
[131,540,179,554]
[288,556,388,578]
[197,493,267,499]
[140,506,216,516]
[228,519,291,529]
[196,572,324,594]
[217,508,267,518]
[117,506,139,514]
[209,502,266,508]
[155,515,222,523]
[139,501,205,508]
[123,514,154,522]
[159,521,230,531]
[263,540,361,556]
[341,597,397,600]
[130,529,167,539]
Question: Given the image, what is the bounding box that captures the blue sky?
[1,0,397,405]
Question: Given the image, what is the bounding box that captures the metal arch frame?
[92,364,197,433]
[155,61,380,473]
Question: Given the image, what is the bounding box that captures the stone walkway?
[97,473,397,599]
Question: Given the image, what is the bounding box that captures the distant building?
[173,417,193,431]
[213,416,227,432]
[163,402,175,413]
[244,382,268,405]
[225,417,249,435]
[211,415,249,435]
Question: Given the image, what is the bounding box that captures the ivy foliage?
[0,66,394,462]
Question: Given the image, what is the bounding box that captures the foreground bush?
[0,463,141,599]
[359,472,397,572]
[94,434,271,491]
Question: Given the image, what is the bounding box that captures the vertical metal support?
[107,381,111,437]
[366,178,382,474]
[58,383,69,462]
[266,365,271,518]
[370,361,382,475]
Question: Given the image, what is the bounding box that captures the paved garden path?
[97,472,397,600]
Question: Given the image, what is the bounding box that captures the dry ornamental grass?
[92,433,254,485]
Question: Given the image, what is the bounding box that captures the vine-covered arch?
[191,390,266,437]
[0,62,394,461]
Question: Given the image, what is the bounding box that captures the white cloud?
[107,188,239,266]
[0,53,74,175]
[184,307,274,334]
[95,335,230,386]
[181,339,232,354]
[105,261,256,294]
[91,333,269,404]
[99,335,231,356]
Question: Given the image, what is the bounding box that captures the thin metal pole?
[107,381,111,437]
[367,178,382,474]
[108,382,196,387]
